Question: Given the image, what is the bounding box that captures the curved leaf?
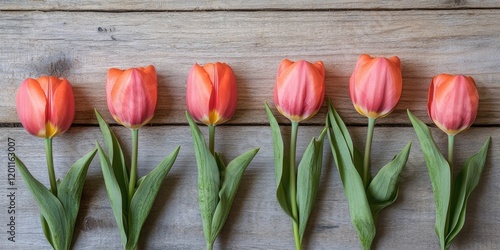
[58,148,97,250]
[446,137,490,248]
[210,148,259,242]
[297,128,326,241]
[127,147,180,249]
[367,142,411,216]
[15,157,68,250]
[186,112,220,242]
[326,103,375,249]
[265,103,293,219]
[95,109,129,202]
[408,110,450,249]
[96,142,128,247]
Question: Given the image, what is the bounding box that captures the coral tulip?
[106,65,157,129]
[16,76,75,138]
[274,59,325,122]
[350,54,402,119]
[186,62,237,126]
[428,74,479,135]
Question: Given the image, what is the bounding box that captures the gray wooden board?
[0,10,499,125]
[0,126,497,249]
[0,0,499,11]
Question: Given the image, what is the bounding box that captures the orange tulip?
[16,76,75,138]
[274,59,325,122]
[186,62,237,126]
[106,65,157,129]
[428,74,479,135]
[349,54,402,119]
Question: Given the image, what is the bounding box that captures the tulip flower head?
[274,59,325,122]
[428,74,479,135]
[350,54,402,119]
[106,65,157,129]
[186,62,238,126]
[16,76,75,138]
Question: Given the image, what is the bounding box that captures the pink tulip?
[428,74,479,135]
[186,62,238,126]
[16,76,75,138]
[350,54,402,119]
[106,65,157,129]
[274,59,325,122]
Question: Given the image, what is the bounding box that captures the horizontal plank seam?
[0,7,500,12]
[1,122,499,128]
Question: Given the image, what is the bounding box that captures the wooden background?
[1,1,499,249]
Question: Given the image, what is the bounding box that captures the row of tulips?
[14,54,488,250]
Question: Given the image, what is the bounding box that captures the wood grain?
[1,10,499,126]
[0,0,499,11]
[0,126,497,249]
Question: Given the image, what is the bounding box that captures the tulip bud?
[274,59,325,122]
[16,76,75,138]
[186,62,238,126]
[106,65,157,129]
[428,74,479,135]
[349,54,402,119]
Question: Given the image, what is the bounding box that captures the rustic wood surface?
[0,1,499,250]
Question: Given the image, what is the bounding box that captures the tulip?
[16,76,75,138]
[186,62,237,126]
[274,59,325,122]
[106,65,157,129]
[428,74,479,136]
[349,54,402,119]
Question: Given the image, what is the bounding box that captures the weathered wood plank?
[1,10,499,126]
[0,0,499,11]
[0,126,497,249]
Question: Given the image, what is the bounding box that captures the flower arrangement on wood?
[185,62,259,250]
[408,74,489,250]
[326,54,412,249]
[265,59,326,250]
[95,65,180,250]
[15,76,97,250]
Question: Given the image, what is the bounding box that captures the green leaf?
[326,102,375,249]
[445,137,490,248]
[209,148,259,243]
[367,142,411,216]
[96,142,128,247]
[57,148,97,250]
[126,146,180,250]
[408,110,450,249]
[265,103,293,219]
[296,128,326,241]
[15,157,68,250]
[186,112,220,242]
[215,152,227,173]
[95,109,129,203]
[40,215,54,249]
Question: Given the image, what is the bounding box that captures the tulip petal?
[428,74,478,135]
[16,78,47,137]
[48,78,75,137]
[211,63,237,125]
[350,55,402,119]
[106,68,123,118]
[275,60,325,122]
[186,64,213,125]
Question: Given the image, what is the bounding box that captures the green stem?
[363,118,376,189]
[128,129,139,202]
[209,125,215,156]
[447,134,455,171]
[444,134,455,238]
[45,138,57,196]
[290,122,301,250]
[207,241,214,250]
